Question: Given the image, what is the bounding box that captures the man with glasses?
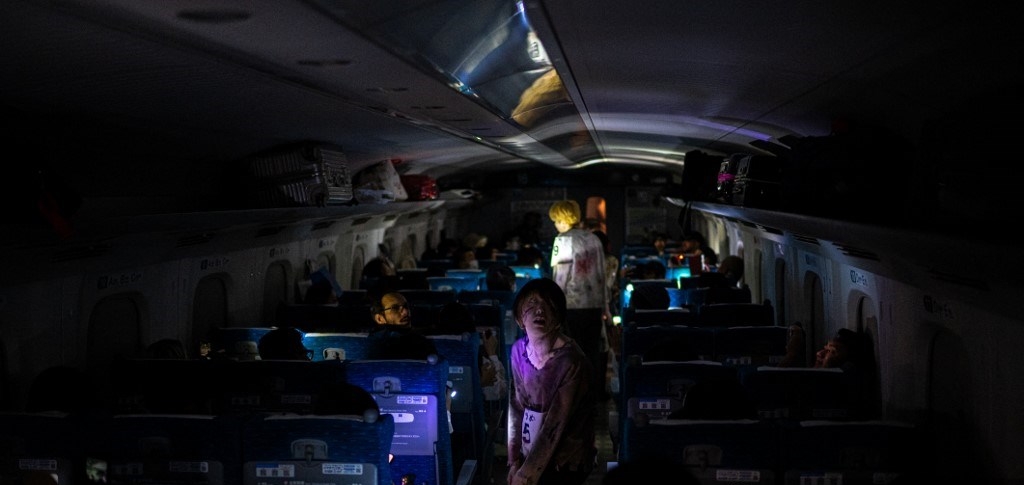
[373,292,414,326]
[368,291,438,360]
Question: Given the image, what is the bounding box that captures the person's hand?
[482,331,499,357]
[480,358,497,386]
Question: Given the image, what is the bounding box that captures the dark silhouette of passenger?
[515,245,546,268]
[257,327,311,360]
[813,328,880,418]
[717,255,744,288]
[486,264,518,291]
[314,380,381,422]
[630,283,670,310]
[304,278,339,304]
[144,338,188,359]
[26,365,93,414]
[681,231,718,266]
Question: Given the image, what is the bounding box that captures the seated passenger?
[361,253,398,290]
[257,327,311,360]
[367,291,438,360]
[315,380,381,422]
[144,338,189,359]
[681,231,718,267]
[814,328,865,369]
[486,264,518,292]
[515,245,546,268]
[624,259,667,281]
[304,270,340,305]
[453,245,478,269]
[776,323,807,368]
[717,255,745,288]
[630,283,670,310]
[812,328,880,418]
[304,280,337,305]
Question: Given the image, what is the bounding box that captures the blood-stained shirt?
[550,228,607,310]
[507,336,596,485]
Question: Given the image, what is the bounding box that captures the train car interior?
[2,1,1023,484]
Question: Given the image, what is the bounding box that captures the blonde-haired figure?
[547,200,609,402]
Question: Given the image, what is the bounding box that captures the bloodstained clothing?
[550,228,607,310]
[507,335,596,485]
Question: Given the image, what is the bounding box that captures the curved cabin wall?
[684,201,1023,483]
[0,201,456,411]
[0,195,1022,482]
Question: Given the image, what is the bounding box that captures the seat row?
[87,356,460,485]
[0,410,393,485]
[619,415,928,485]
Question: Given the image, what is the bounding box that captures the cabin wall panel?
[875,277,932,420]
[229,242,292,326]
[0,279,72,410]
[333,232,357,292]
[79,259,184,346]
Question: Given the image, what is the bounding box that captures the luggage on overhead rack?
[716,153,744,204]
[674,150,723,202]
[400,174,439,201]
[731,154,782,209]
[245,142,353,207]
[354,159,408,203]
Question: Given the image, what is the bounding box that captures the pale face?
[516,291,559,337]
[554,220,573,234]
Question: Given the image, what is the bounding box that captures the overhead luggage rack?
[246,143,353,208]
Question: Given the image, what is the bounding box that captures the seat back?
[0,412,82,485]
[303,332,373,361]
[344,358,453,485]
[427,334,488,471]
[275,302,374,333]
[399,289,457,306]
[217,360,347,414]
[90,414,243,485]
[242,413,395,485]
[742,366,854,420]
[714,326,790,370]
[209,327,274,361]
[621,278,677,310]
[108,358,224,414]
[778,420,926,485]
[620,418,779,485]
[696,302,772,327]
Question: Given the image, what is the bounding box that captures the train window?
[262,262,289,321]
[351,246,367,289]
[753,248,764,305]
[805,272,825,354]
[88,293,143,385]
[774,258,786,327]
[193,274,228,346]
[397,235,418,270]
